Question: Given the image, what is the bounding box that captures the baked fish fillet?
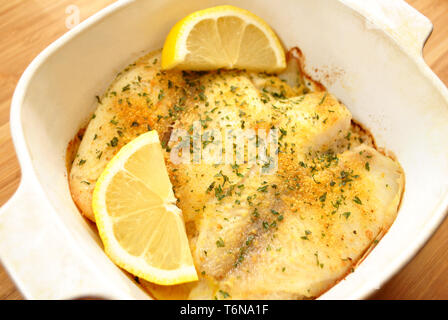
[69,49,404,299]
[199,144,403,299]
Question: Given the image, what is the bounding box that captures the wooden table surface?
[0,0,447,300]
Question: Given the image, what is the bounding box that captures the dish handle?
[0,181,115,300]
[342,0,433,58]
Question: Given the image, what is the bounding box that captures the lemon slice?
[92,131,198,285]
[162,5,286,72]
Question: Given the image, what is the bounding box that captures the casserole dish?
[1,0,447,299]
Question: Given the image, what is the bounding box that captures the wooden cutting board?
[0,0,447,300]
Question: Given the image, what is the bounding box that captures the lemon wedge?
[92,131,198,285]
[162,5,286,72]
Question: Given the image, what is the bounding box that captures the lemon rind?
[162,5,286,72]
[92,131,198,285]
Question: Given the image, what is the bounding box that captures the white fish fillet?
[69,49,404,300]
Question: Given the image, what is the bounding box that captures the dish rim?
[4,0,448,299]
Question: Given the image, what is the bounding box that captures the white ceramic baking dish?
[1,0,447,300]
